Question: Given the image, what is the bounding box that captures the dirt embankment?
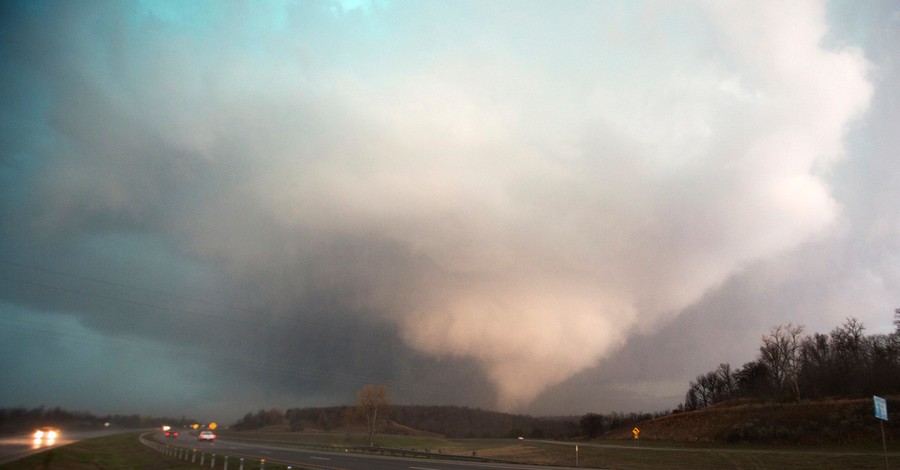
[603,396,898,445]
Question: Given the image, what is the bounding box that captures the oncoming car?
[33,427,60,440]
[198,431,216,442]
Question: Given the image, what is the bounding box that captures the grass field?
[1,430,897,469]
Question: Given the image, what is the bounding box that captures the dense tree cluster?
[387,405,578,439]
[284,406,349,432]
[682,312,900,410]
[578,411,664,439]
[232,408,286,430]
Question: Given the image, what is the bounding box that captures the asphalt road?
[154,432,580,470]
[0,428,131,465]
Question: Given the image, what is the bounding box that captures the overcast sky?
[1,0,899,423]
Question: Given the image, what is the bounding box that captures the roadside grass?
[0,431,191,470]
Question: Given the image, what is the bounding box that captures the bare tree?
[716,363,736,400]
[693,372,715,407]
[683,387,700,411]
[760,323,805,402]
[355,385,389,446]
[830,317,865,364]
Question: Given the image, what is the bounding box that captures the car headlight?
[33,430,43,439]
[46,430,57,439]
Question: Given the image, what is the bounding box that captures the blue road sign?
[874,396,888,421]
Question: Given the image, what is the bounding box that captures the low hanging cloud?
[3,1,871,411]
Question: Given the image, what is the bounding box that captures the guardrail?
[138,432,315,470]
[139,432,519,468]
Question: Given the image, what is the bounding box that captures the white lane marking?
[310,456,331,460]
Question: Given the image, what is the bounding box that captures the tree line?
[578,411,667,439]
[234,404,678,442]
[232,403,582,439]
[0,406,195,435]
[234,384,390,446]
[682,310,900,410]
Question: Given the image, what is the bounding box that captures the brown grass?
[603,396,899,446]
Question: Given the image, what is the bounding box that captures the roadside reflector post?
[192,449,197,463]
[260,458,266,469]
[211,453,216,467]
[200,452,205,465]
[224,455,229,470]
[239,457,244,470]
[575,444,579,467]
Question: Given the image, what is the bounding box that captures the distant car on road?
[164,429,179,438]
[198,431,216,442]
[33,427,59,440]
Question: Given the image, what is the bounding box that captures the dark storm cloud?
[1,0,894,420]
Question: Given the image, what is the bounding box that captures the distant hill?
[604,396,898,445]
[385,405,578,439]
[236,405,580,439]
[240,398,900,446]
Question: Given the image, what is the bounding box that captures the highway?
[153,432,581,470]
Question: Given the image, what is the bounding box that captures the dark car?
[164,429,179,438]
